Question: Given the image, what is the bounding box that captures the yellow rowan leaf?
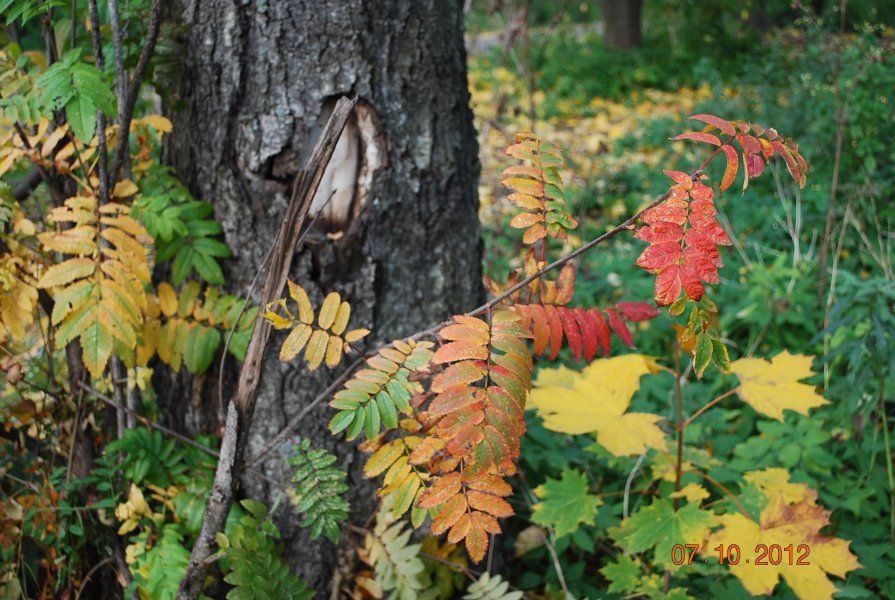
[331,301,351,335]
[287,279,314,323]
[731,351,828,421]
[529,355,666,456]
[112,179,139,198]
[135,114,173,133]
[157,282,178,317]
[37,258,95,288]
[344,328,370,343]
[262,299,293,330]
[325,335,343,367]
[705,474,861,600]
[280,323,312,362]
[304,329,329,370]
[318,292,340,330]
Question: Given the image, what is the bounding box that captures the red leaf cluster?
[678,114,809,192]
[512,302,657,361]
[635,171,732,305]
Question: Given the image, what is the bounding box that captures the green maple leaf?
[530,467,601,537]
[600,555,643,594]
[610,498,717,569]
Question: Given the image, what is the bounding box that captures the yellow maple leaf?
[705,476,860,600]
[731,351,828,421]
[529,355,667,456]
[744,468,806,503]
[669,483,710,503]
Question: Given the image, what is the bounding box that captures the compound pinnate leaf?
[529,355,667,456]
[531,467,601,537]
[731,351,828,421]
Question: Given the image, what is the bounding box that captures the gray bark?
[163,0,482,593]
[601,0,642,49]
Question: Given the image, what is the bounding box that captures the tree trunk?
[601,0,643,49]
[164,0,482,593]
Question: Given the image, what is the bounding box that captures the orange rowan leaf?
[466,474,513,497]
[466,490,514,518]
[554,263,575,305]
[430,494,469,535]
[522,223,547,244]
[432,361,487,392]
[720,144,739,192]
[432,341,488,364]
[464,523,489,563]
[501,177,543,197]
[417,472,462,509]
[509,212,544,228]
[689,113,736,136]
[447,513,472,545]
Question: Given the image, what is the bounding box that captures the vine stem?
[679,386,741,431]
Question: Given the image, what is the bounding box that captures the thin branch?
[86,0,111,204]
[109,0,162,181]
[107,0,128,176]
[679,386,741,430]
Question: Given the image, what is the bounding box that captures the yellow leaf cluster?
[263,279,369,370]
[706,470,861,599]
[36,195,152,377]
[0,253,38,344]
[530,354,667,456]
[731,351,829,421]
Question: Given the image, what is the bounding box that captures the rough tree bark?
[163,0,482,593]
[600,0,643,49]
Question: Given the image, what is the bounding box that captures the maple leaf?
[529,355,667,456]
[610,498,717,569]
[730,351,828,421]
[530,467,601,537]
[705,473,861,599]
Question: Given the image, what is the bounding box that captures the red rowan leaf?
[680,265,705,300]
[655,265,683,306]
[671,131,721,146]
[615,301,659,322]
[428,385,477,417]
[636,241,683,271]
[606,309,634,348]
[737,134,762,155]
[635,221,684,243]
[543,305,564,360]
[588,308,612,356]
[771,141,802,186]
[720,145,739,192]
[663,169,693,187]
[643,197,689,226]
[556,307,583,361]
[689,113,736,136]
[573,307,598,362]
[689,182,713,203]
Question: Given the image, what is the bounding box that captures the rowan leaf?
[731,351,828,421]
[671,131,721,146]
[720,144,739,192]
[529,355,667,456]
[531,467,601,537]
[688,113,736,136]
